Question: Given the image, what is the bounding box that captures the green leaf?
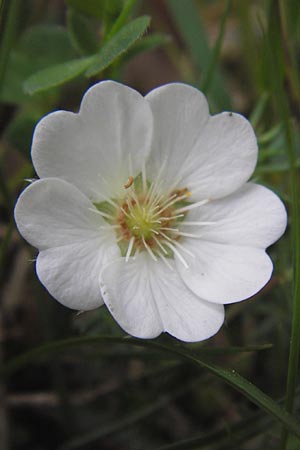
[1,25,76,103]
[124,33,171,60]
[2,336,300,439]
[85,15,150,76]
[23,57,92,95]
[67,8,99,55]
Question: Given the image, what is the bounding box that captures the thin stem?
[0,0,20,94]
[268,2,300,448]
[201,0,232,94]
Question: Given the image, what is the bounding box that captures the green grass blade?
[166,0,231,109]
[263,2,300,448]
[0,0,20,94]
[201,0,232,96]
[1,336,300,438]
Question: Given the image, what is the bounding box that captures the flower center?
[125,200,160,240]
[93,173,211,267]
[115,185,191,260]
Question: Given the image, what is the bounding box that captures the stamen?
[128,188,141,208]
[142,236,158,261]
[99,224,120,230]
[172,240,196,258]
[157,192,177,208]
[176,231,203,238]
[163,241,189,269]
[163,174,184,198]
[88,208,115,220]
[90,189,119,208]
[125,236,135,262]
[150,228,160,235]
[126,199,136,216]
[157,251,174,271]
[153,193,191,217]
[145,159,168,204]
[158,231,173,242]
[160,227,179,232]
[175,199,209,214]
[120,207,131,218]
[144,180,155,204]
[124,176,134,189]
[160,214,185,221]
[180,221,216,226]
[153,236,168,254]
[142,163,147,193]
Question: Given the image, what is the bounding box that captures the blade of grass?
[166,0,231,109]
[1,336,300,438]
[249,92,269,129]
[0,337,272,375]
[264,2,300,449]
[201,0,232,96]
[0,0,20,94]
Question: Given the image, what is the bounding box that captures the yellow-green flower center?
[93,174,209,266]
[125,202,160,240]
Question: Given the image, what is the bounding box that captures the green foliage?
[1,25,76,103]
[85,15,150,76]
[2,336,300,440]
[166,0,231,109]
[23,14,150,94]
[65,0,113,19]
[67,8,99,55]
[4,112,38,157]
[1,1,300,449]
[24,57,92,95]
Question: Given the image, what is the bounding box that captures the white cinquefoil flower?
[15,81,287,342]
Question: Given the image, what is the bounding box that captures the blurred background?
[0,0,299,449]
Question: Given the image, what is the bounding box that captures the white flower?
[14,81,287,342]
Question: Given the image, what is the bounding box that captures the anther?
[124,176,134,189]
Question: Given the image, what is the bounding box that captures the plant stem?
[269,2,300,448]
[0,0,20,94]
[201,0,232,95]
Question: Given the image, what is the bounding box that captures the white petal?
[146,83,257,200]
[32,81,153,200]
[37,239,119,310]
[183,183,287,248]
[145,83,209,194]
[14,178,112,250]
[176,241,273,304]
[14,178,120,310]
[100,253,224,342]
